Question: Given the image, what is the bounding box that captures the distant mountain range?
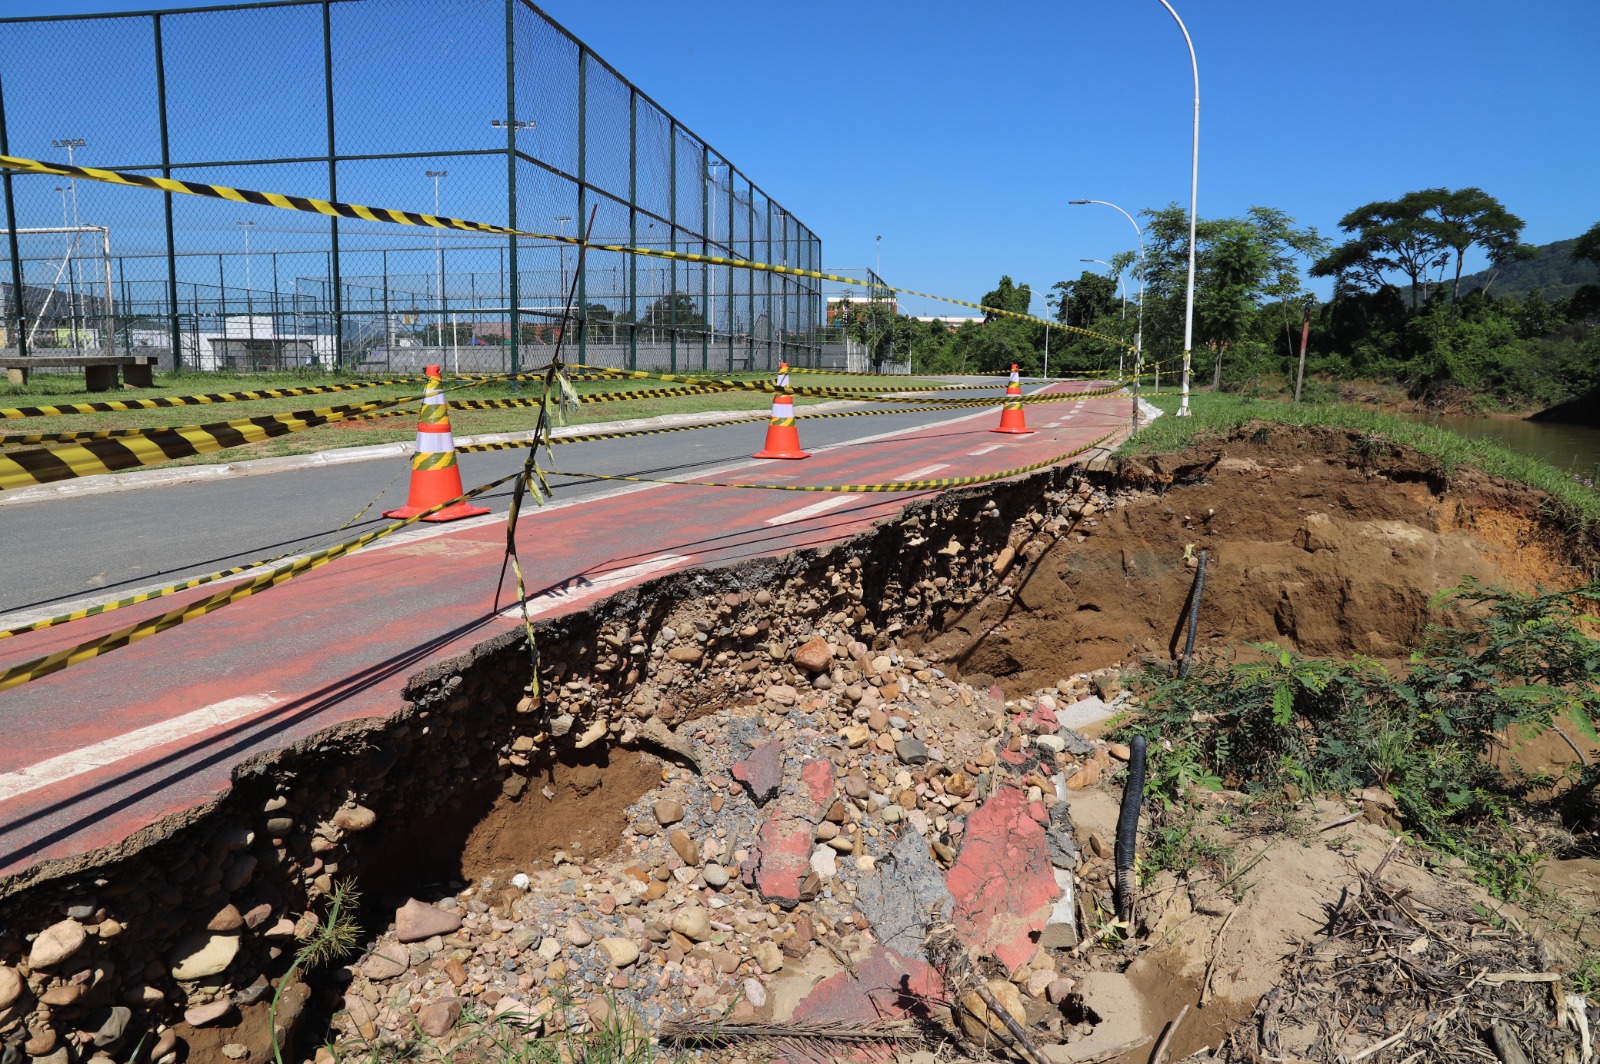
[1408,236,1599,303]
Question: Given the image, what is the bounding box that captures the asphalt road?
[0,389,1066,625]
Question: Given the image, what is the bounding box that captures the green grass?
[1,369,942,467]
[1125,392,1600,526]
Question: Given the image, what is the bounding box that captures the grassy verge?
[1125,392,1600,525]
[1,370,941,468]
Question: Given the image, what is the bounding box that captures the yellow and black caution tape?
[572,365,1130,405]
[0,406,418,447]
[547,431,1115,496]
[2,545,309,641]
[0,153,1133,353]
[0,394,421,492]
[0,373,442,421]
[0,468,520,692]
[446,384,743,411]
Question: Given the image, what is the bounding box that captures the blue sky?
[4,0,1597,319]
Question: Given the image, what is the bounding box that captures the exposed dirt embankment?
[2,424,1596,1064]
[934,423,1592,695]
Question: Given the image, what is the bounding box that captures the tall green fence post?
[0,69,26,359]
[576,49,587,367]
[322,0,341,370]
[504,0,520,380]
[627,87,637,371]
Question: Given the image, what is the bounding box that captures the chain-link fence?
[0,0,824,377]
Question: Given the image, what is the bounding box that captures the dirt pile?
[933,423,1591,694]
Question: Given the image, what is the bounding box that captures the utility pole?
[1294,296,1313,403]
[53,139,86,348]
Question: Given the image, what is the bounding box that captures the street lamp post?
[426,170,448,354]
[1152,0,1200,416]
[1068,198,1145,391]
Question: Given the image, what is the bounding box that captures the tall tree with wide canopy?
[1416,187,1532,314]
[1312,195,1449,311]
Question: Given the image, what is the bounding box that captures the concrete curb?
[0,400,865,507]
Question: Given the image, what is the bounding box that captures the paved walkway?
[0,384,1134,879]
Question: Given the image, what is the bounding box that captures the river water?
[1410,414,1600,480]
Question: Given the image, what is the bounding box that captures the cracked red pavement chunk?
[791,945,944,1024]
[799,758,835,822]
[743,810,814,909]
[731,740,782,804]
[944,785,1059,971]
[1032,702,1060,734]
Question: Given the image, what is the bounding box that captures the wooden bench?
[0,355,158,392]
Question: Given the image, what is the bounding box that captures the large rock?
[945,786,1059,971]
[959,978,1027,1040]
[596,938,639,968]
[395,899,461,943]
[417,998,461,1038]
[183,999,238,1027]
[0,965,24,1010]
[169,931,241,981]
[857,831,954,957]
[791,945,943,1023]
[792,637,833,673]
[361,943,409,981]
[28,920,87,969]
[731,740,783,804]
[670,906,711,943]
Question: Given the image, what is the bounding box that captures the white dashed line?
[764,496,862,526]
[0,694,283,803]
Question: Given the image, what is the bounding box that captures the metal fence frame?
[0,0,824,375]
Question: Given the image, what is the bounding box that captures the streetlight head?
[1067,199,1090,205]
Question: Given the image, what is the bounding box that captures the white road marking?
[966,444,1004,456]
[0,694,282,804]
[499,554,691,620]
[764,495,861,526]
[897,464,949,480]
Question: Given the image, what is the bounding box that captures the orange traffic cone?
[383,364,492,522]
[990,363,1033,434]
[753,362,811,460]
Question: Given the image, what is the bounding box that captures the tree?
[1312,195,1450,311]
[979,276,1032,321]
[1197,223,1268,387]
[1417,187,1532,314]
[1051,271,1119,329]
[642,294,706,328]
[1573,221,1600,271]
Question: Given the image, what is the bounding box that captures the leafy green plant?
[1121,578,1600,897]
[274,879,362,1064]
